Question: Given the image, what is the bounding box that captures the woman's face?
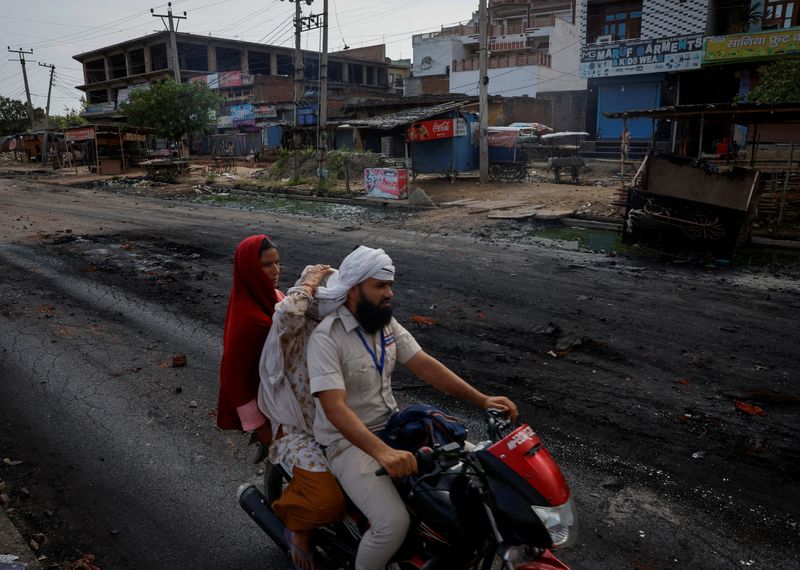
[259,248,280,286]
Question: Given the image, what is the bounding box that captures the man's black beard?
[355,296,393,334]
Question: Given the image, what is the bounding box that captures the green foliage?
[120,80,221,142]
[0,96,43,134]
[727,1,762,33]
[48,107,87,130]
[749,57,800,103]
[204,172,217,185]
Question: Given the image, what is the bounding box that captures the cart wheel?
[684,215,725,241]
[512,164,525,182]
[488,164,500,181]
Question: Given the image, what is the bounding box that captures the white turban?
[316,246,394,317]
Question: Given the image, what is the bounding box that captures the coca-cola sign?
[407,119,456,142]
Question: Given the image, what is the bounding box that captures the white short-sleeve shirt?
[308,306,421,446]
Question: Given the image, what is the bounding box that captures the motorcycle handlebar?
[375,446,435,477]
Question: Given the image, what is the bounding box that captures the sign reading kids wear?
[580,33,703,78]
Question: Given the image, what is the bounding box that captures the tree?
[49,107,88,130]
[0,96,43,134]
[749,57,800,103]
[120,80,221,143]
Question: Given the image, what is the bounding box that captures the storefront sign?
[231,104,255,126]
[122,132,146,142]
[705,27,800,63]
[219,71,241,88]
[407,118,466,142]
[207,73,219,89]
[65,127,96,142]
[364,168,409,199]
[254,105,277,118]
[217,115,234,128]
[580,33,703,78]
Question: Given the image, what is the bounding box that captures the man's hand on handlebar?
[375,448,418,478]
[481,395,518,422]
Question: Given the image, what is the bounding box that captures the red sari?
[217,235,283,431]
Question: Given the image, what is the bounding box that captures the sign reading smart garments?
[580,34,703,78]
[705,28,800,63]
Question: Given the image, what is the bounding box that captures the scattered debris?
[691,451,706,459]
[189,400,198,408]
[63,553,102,570]
[735,401,766,416]
[172,354,187,367]
[2,458,23,466]
[121,242,134,250]
[409,315,438,327]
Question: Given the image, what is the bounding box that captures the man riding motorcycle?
[309,245,518,570]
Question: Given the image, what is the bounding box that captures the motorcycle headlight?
[532,497,577,548]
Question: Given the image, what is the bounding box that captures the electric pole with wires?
[478,0,489,184]
[7,47,36,130]
[39,62,56,167]
[151,2,187,84]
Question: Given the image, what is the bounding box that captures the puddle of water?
[734,245,800,269]
[526,226,624,253]
[195,193,408,224]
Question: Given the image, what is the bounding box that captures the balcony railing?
[452,50,551,72]
[439,14,558,38]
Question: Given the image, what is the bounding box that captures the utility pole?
[151,2,187,83]
[478,0,489,183]
[39,63,55,130]
[318,0,329,190]
[39,62,56,167]
[7,47,36,129]
[281,0,307,179]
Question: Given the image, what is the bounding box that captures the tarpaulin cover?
[488,130,518,148]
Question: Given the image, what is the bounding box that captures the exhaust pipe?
[237,483,289,552]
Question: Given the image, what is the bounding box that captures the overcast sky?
[1,0,476,114]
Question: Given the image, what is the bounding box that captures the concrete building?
[72,31,394,125]
[410,0,587,131]
[579,0,800,147]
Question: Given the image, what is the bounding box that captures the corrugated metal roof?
[339,101,470,130]
[603,101,800,122]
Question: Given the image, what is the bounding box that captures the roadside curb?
[0,508,43,570]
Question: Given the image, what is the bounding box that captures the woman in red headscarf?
[217,234,284,442]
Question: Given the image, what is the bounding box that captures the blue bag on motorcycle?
[380,404,467,451]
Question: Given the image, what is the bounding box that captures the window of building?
[276,54,293,76]
[216,46,241,72]
[603,10,642,40]
[129,48,146,75]
[763,0,798,28]
[178,43,209,72]
[350,64,363,84]
[328,61,343,82]
[248,51,270,76]
[150,43,168,71]
[366,66,376,85]
[87,90,108,103]
[586,2,643,43]
[109,53,127,79]
[85,58,107,83]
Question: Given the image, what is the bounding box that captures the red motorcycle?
[239,410,576,569]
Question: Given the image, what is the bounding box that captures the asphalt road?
[1,177,798,569]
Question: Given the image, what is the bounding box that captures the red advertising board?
[64,127,96,142]
[219,71,242,88]
[364,168,409,199]
[407,119,454,142]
